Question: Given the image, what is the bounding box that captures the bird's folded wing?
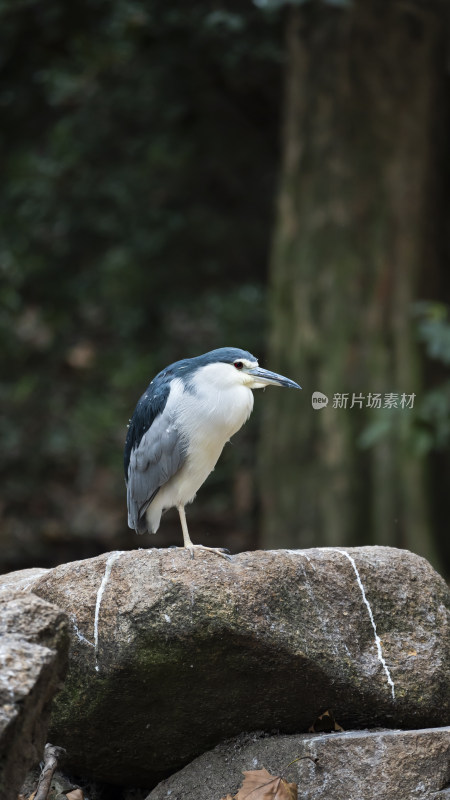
[126,409,187,532]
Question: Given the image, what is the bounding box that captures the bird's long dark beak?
[247,367,301,390]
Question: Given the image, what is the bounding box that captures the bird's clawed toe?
[185,544,232,561]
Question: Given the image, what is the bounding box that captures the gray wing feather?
[127,409,187,533]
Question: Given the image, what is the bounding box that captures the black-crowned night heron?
[124,348,301,557]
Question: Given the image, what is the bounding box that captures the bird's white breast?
[156,365,254,510]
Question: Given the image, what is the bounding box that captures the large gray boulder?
[146,727,450,800]
[24,546,450,786]
[0,590,68,800]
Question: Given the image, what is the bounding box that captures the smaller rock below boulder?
[0,592,68,800]
[147,726,450,800]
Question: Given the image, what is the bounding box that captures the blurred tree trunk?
[260,0,447,565]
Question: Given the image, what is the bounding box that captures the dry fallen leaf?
[235,768,297,800]
[66,791,84,800]
[308,709,344,733]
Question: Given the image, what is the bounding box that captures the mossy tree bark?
[260,1,446,564]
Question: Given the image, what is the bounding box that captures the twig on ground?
[34,743,66,800]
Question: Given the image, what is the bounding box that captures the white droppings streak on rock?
[0,578,33,594]
[326,548,396,699]
[285,551,339,657]
[164,614,171,623]
[71,616,94,648]
[94,551,124,672]
[287,549,312,564]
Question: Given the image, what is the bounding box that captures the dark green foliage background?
[2,0,449,575]
[0,0,282,569]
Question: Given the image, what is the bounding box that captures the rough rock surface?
[0,567,49,596]
[23,546,450,786]
[146,727,450,800]
[0,591,68,800]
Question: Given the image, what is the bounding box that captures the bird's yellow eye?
[234,361,244,370]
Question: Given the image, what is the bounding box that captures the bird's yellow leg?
[177,506,231,560]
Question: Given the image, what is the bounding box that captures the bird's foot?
[184,544,232,561]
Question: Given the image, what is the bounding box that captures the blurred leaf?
[358,414,394,449]
[359,302,450,455]
[414,301,450,366]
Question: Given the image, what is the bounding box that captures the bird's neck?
[188,370,254,438]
